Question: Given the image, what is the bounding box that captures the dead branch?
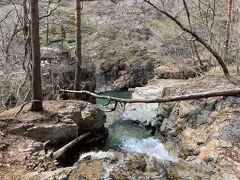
[12,100,42,118]
[0,10,13,24]
[52,132,91,160]
[60,88,240,104]
[39,0,62,20]
[12,101,30,118]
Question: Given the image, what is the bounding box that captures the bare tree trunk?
[22,0,31,73]
[23,0,29,70]
[224,0,233,59]
[23,0,28,38]
[74,0,82,98]
[30,0,43,111]
[45,0,50,46]
[61,24,65,44]
[193,41,203,66]
[46,17,49,46]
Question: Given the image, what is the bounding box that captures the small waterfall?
[121,137,178,163]
[78,138,177,179]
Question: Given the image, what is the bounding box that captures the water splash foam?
[79,151,115,161]
[121,137,178,163]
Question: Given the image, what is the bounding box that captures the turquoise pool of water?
[96,91,133,105]
[96,91,152,150]
[100,120,152,151]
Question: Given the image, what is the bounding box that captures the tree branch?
[0,10,13,24]
[39,0,62,20]
[60,88,240,104]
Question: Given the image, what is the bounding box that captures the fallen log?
[60,88,240,104]
[52,132,91,160]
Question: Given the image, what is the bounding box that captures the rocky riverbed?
[1,74,240,179]
[121,75,240,179]
[24,138,178,180]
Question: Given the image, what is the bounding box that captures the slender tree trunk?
[23,0,28,38]
[193,41,203,66]
[74,0,82,98]
[22,0,32,76]
[22,0,29,72]
[46,17,49,46]
[224,0,233,61]
[30,0,43,111]
[45,0,50,46]
[61,24,66,45]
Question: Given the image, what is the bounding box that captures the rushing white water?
[121,137,178,163]
[78,137,177,179]
[79,151,115,161]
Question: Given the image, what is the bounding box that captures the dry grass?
[206,64,240,76]
[0,100,87,122]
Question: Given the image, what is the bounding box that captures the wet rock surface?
[26,151,172,180]
[25,150,240,180]
[154,76,240,179]
[119,76,240,180]
[121,79,188,125]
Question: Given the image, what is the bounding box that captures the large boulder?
[1,100,107,145]
[121,79,184,125]
[58,101,106,131]
[121,85,163,124]
[80,103,106,131]
[25,151,170,180]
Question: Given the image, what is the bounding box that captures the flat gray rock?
[26,123,78,143]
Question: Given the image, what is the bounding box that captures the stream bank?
[0,91,179,180]
[120,75,240,179]
[0,100,109,179]
[1,74,240,179]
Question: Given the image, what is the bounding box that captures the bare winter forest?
[0,0,240,179]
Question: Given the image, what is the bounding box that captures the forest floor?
[0,100,102,180]
[0,102,62,179]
